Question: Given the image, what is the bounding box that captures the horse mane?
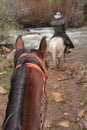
[2,60,27,130]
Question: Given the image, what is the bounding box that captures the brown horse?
[2,35,48,130]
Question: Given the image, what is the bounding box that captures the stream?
[6,26,87,61]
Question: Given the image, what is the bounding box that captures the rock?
[79,118,87,129]
[64,112,69,116]
[50,92,64,102]
[57,77,68,81]
[58,120,70,127]
[0,71,6,75]
[0,86,9,94]
[78,110,85,118]
[78,110,87,129]
[44,120,52,128]
[0,61,11,68]
[53,83,59,89]
[61,63,69,70]
[7,49,16,60]
[80,102,84,106]
[2,46,11,53]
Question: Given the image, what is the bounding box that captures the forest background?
[0,0,87,34]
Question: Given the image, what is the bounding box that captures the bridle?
[15,52,47,97]
[14,52,48,130]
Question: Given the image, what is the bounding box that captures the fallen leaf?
[58,120,70,127]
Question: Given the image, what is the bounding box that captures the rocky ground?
[45,54,87,130]
[0,48,87,130]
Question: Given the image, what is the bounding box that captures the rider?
[51,11,74,49]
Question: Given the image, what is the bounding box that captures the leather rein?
[15,53,47,97]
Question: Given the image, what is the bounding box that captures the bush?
[0,0,86,29]
[11,0,87,28]
[0,0,18,27]
[14,0,59,27]
[0,0,20,40]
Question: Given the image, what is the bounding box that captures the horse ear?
[39,36,47,58]
[15,35,25,50]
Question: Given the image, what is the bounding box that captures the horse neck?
[22,68,43,130]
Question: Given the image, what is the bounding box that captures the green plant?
[0,56,8,62]
[82,66,87,70]
[1,84,10,90]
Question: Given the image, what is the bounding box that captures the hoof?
[67,50,71,54]
[57,63,61,69]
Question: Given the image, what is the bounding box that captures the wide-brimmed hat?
[54,12,62,19]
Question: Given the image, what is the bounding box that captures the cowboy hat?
[54,11,62,19]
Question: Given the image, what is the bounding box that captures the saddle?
[52,33,74,49]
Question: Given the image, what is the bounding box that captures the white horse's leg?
[57,52,63,68]
[52,51,57,67]
[57,57,61,68]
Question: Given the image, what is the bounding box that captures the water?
[5,26,87,59]
[7,26,87,47]
[67,27,87,48]
[22,27,87,50]
[22,27,53,48]
[22,27,87,60]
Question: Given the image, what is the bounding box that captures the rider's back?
[51,18,66,35]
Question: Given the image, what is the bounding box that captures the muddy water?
[66,27,87,62]
[8,26,87,61]
[9,27,87,76]
[22,26,87,62]
[9,27,87,54]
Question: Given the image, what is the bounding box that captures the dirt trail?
[0,54,87,130]
[45,54,87,130]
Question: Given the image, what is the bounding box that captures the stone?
[58,120,70,127]
[0,86,9,94]
[0,62,11,68]
[2,46,11,53]
[7,49,16,60]
[50,92,64,102]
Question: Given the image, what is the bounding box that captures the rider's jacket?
[51,18,67,35]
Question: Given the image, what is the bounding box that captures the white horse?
[47,37,71,68]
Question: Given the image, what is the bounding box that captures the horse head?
[15,35,47,59]
[2,35,48,130]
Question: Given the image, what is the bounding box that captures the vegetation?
[0,56,13,89]
[0,0,87,30]
[1,84,10,90]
